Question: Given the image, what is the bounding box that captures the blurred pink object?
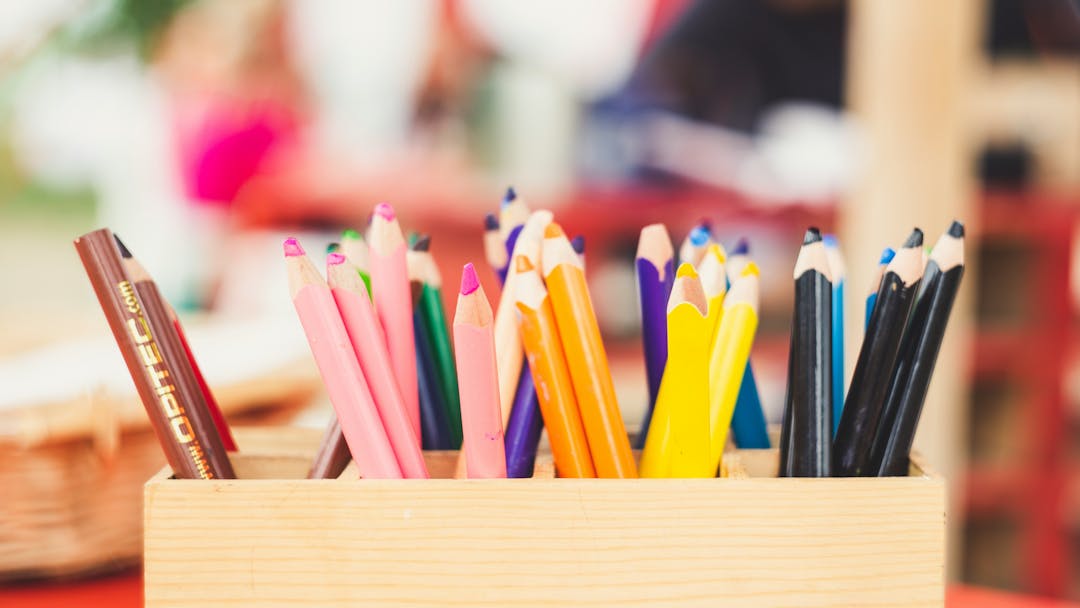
[172,96,299,207]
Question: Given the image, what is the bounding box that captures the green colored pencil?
[340,228,372,297]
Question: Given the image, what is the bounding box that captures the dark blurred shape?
[977,143,1033,190]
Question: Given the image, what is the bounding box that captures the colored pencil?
[865,247,895,328]
[327,242,341,255]
[453,263,507,478]
[115,236,237,452]
[698,243,728,334]
[543,223,637,478]
[503,360,543,478]
[570,235,586,268]
[823,234,846,436]
[640,264,712,478]
[368,203,421,444]
[834,229,925,476]
[285,238,402,478]
[411,235,463,447]
[340,228,372,297]
[483,213,507,284]
[707,262,760,472]
[678,224,711,267]
[514,255,596,478]
[493,210,552,423]
[634,223,675,449]
[781,228,833,477]
[870,222,965,476]
[726,238,770,449]
[327,252,428,477]
[75,228,234,479]
[496,187,529,280]
[413,298,454,450]
[308,416,352,479]
[406,248,455,451]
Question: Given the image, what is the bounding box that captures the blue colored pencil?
[503,369,544,477]
[823,234,845,435]
[727,238,770,448]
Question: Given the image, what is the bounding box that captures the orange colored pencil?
[541,223,637,478]
[513,254,596,478]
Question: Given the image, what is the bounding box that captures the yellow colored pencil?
[708,262,761,472]
[697,243,728,336]
[640,264,712,478]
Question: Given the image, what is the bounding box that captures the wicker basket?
[0,367,321,582]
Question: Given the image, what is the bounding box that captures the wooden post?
[843,0,984,579]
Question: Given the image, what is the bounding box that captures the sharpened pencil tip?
[676,263,698,279]
[742,261,760,277]
[341,228,361,241]
[374,203,396,221]
[113,234,132,259]
[460,263,480,295]
[903,228,924,248]
[803,227,822,245]
[689,225,710,246]
[327,252,346,266]
[880,247,896,265]
[823,234,838,248]
[705,243,726,264]
[570,235,586,255]
[326,242,341,254]
[412,234,431,252]
[947,220,965,238]
[515,255,535,273]
[484,213,499,231]
[544,223,566,239]
[732,237,750,256]
[283,238,305,257]
[502,187,517,207]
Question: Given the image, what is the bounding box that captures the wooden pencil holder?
[143,427,945,607]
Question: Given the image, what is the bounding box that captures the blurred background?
[1,0,1079,604]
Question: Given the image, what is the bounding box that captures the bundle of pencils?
[780,222,965,477]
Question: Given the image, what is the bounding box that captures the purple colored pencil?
[634,224,676,449]
[503,370,543,477]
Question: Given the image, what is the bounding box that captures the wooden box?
[144,428,945,607]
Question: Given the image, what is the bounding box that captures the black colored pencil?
[833,228,925,476]
[869,222,965,476]
[780,227,833,477]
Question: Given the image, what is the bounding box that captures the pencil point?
[742,261,760,277]
[374,203,396,221]
[880,247,896,265]
[460,263,480,295]
[515,255,535,273]
[327,242,341,254]
[113,235,132,259]
[705,243,726,265]
[732,237,750,256]
[412,234,431,252]
[502,187,517,207]
[570,235,586,255]
[823,234,838,248]
[803,227,822,245]
[341,228,361,241]
[947,220,965,238]
[484,213,499,231]
[327,252,346,266]
[903,228,924,248]
[544,223,566,239]
[676,262,698,279]
[283,238,305,257]
[689,225,710,246]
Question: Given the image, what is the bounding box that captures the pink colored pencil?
[284,238,402,479]
[369,203,421,444]
[453,263,507,478]
[327,253,429,479]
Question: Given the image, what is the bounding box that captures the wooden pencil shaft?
[131,277,235,479]
[308,418,351,479]
[547,263,638,478]
[74,229,233,479]
[871,263,963,476]
[788,270,832,477]
[833,270,920,476]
